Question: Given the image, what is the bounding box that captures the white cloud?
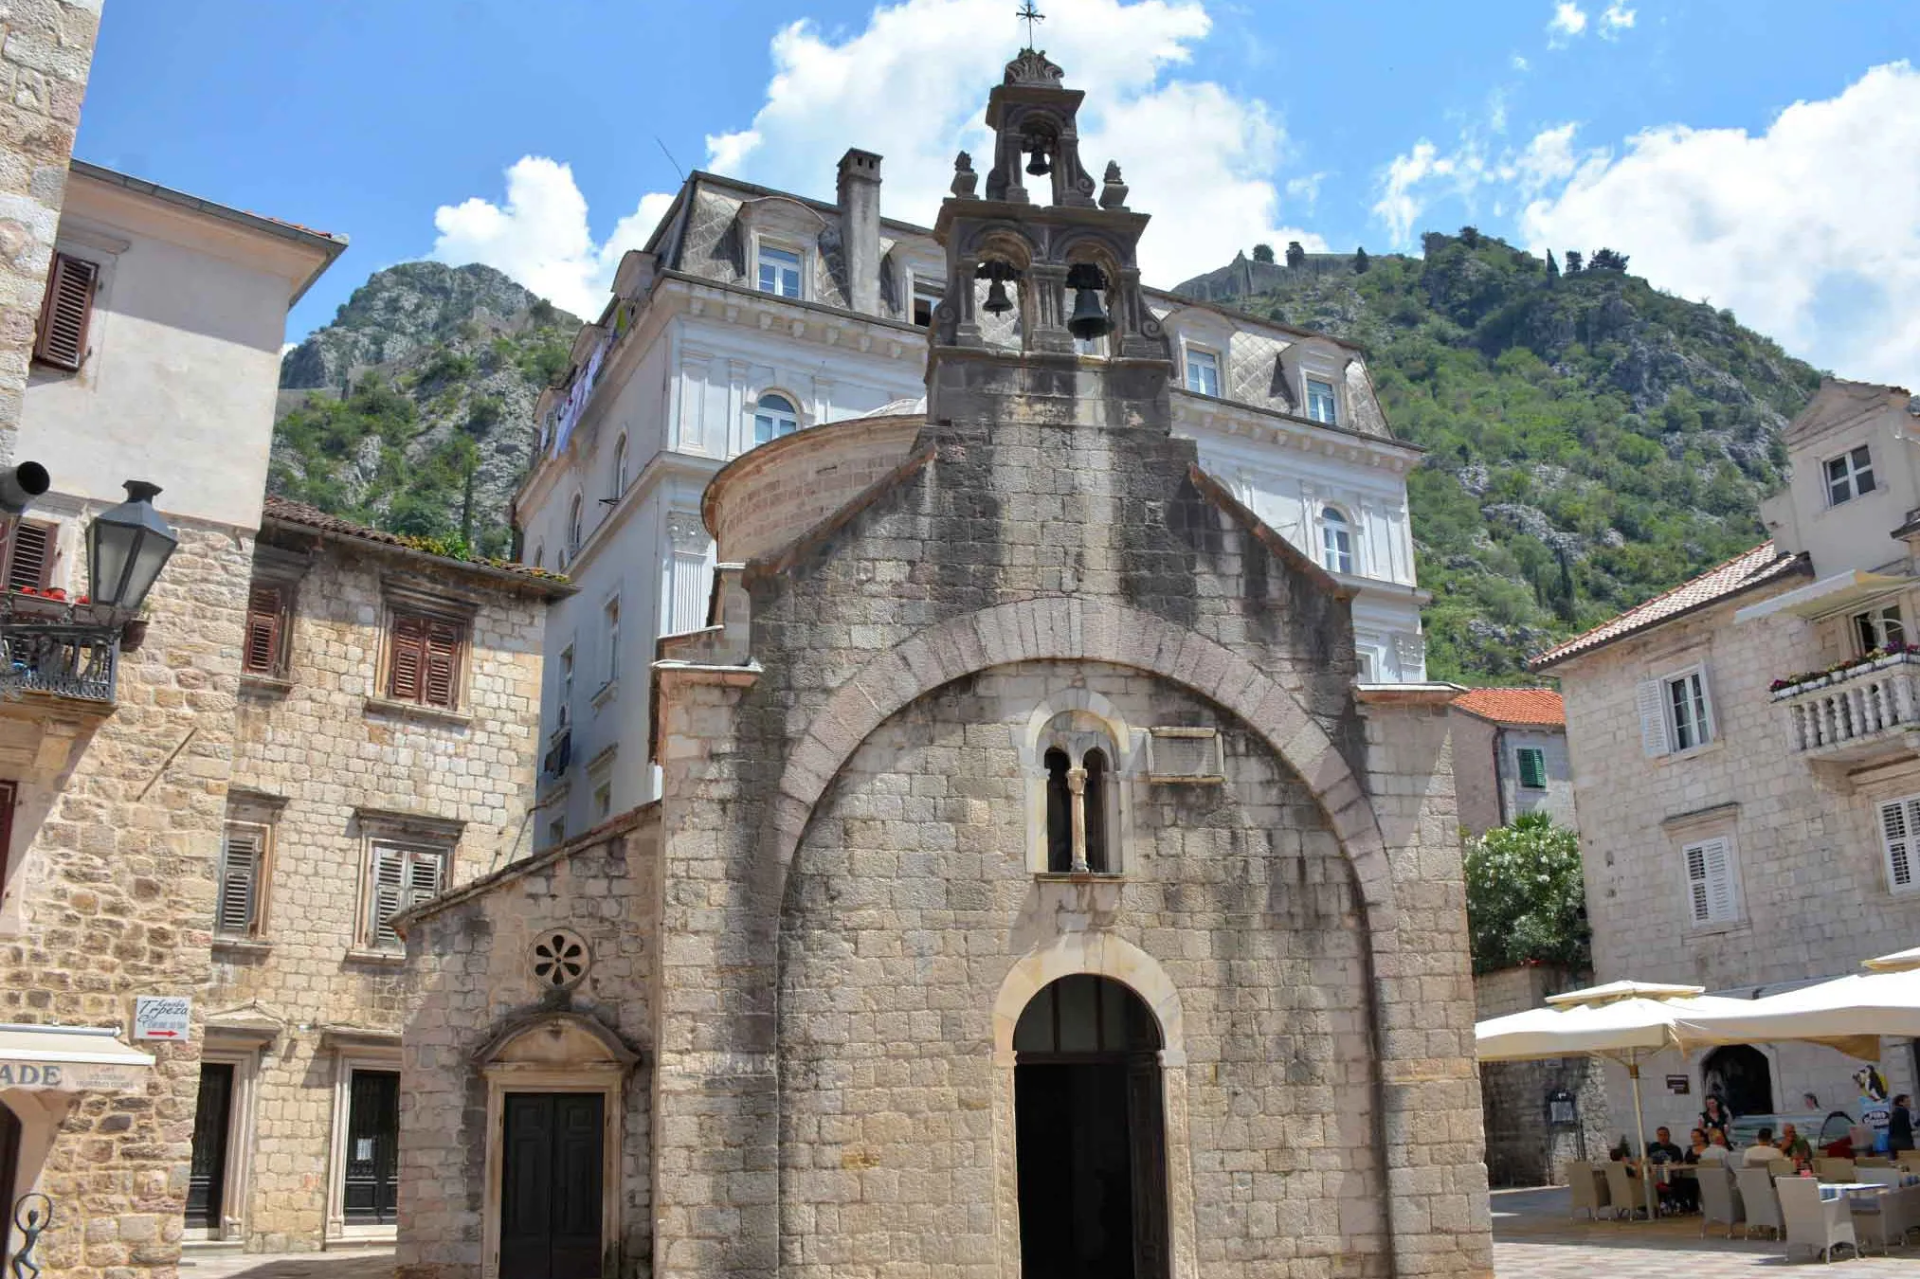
[1599,2,1636,37]
[429,157,672,318]
[1520,61,1920,383]
[1547,2,1589,45]
[431,0,1323,308]
[1511,53,1531,72]
[1371,122,1577,247]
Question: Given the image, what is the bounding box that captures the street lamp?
[87,481,178,612]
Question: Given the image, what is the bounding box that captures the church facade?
[395,52,1490,1279]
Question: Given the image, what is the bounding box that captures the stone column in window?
[1066,763,1089,873]
[665,513,711,635]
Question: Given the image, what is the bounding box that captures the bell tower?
[929,45,1173,426]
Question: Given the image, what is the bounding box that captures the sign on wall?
[1666,1074,1691,1095]
[132,995,192,1042]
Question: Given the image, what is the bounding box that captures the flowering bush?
[1463,811,1590,974]
[1769,641,1914,694]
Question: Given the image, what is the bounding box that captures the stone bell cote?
[930,48,1171,372]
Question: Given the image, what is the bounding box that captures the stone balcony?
[1775,650,1920,776]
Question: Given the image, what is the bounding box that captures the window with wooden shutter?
[1635,679,1671,757]
[1683,836,1738,925]
[5,521,54,591]
[1516,747,1548,790]
[367,841,446,949]
[34,252,98,371]
[216,822,268,938]
[422,618,460,708]
[243,584,288,676]
[386,610,464,708]
[1879,796,1919,894]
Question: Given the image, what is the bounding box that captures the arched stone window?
[531,542,545,570]
[609,434,628,502]
[567,494,585,557]
[1320,505,1355,575]
[753,393,799,447]
[1034,710,1122,875]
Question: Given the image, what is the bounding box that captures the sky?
[76,0,1920,382]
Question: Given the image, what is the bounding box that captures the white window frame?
[1305,376,1339,426]
[911,275,944,328]
[567,494,584,556]
[1824,444,1876,507]
[557,644,574,728]
[1184,345,1221,397]
[609,433,628,502]
[603,595,621,687]
[1877,794,1920,895]
[1681,833,1741,926]
[1320,506,1356,575]
[752,392,800,447]
[755,240,806,300]
[1852,602,1905,655]
[1639,664,1715,758]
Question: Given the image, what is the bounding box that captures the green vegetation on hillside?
[1231,231,1820,681]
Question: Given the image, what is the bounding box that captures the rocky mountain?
[270,262,581,559]
[1175,232,1821,681]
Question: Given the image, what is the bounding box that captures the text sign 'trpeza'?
[132,995,192,1042]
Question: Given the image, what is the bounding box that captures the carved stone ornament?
[665,510,709,552]
[951,151,979,199]
[1004,47,1064,87]
[1099,161,1130,211]
[532,929,591,990]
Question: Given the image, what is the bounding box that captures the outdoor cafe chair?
[1857,1156,1893,1168]
[1603,1159,1644,1221]
[1777,1175,1859,1262]
[1735,1166,1784,1239]
[1849,1182,1920,1253]
[1567,1162,1611,1220]
[1816,1157,1857,1182]
[1856,1167,1904,1187]
[1697,1163,1745,1238]
[1767,1158,1794,1177]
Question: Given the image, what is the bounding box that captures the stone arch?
[990,931,1186,1067]
[767,596,1395,928]
[1016,686,1134,770]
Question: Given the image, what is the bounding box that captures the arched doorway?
[1702,1045,1774,1118]
[1013,974,1169,1279]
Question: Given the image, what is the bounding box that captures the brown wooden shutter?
[216,825,263,937]
[422,619,461,708]
[5,521,53,591]
[243,585,284,675]
[34,253,97,371]
[388,614,427,702]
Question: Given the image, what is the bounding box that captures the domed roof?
[851,396,927,420]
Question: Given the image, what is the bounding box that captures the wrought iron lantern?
[86,480,178,612]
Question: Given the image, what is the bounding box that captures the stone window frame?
[1638,661,1718,760]
[598,590,622,699]
[1662,804,1745,933]
[322,1035,404,1245]
[350,808,463,958]
[1873,791,1920,896]
[215,791,286,946]
[473,1013,638,1279]
[190,1034,269,1243]
[1319,503,1358,575]
[370,584,479,719]
[608,432,629,504]
[749,387,805,449]
[1018,689,1140,876]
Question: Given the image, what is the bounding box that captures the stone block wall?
[215,536,550,1250]
[0,521,252,1279]
[1472,967,1608,1187]
[0,0,99,462]
[396,812,658,1279]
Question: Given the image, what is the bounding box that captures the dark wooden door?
[186,1062,234,1230]
[501,1093,604,1279]
[0,1099,20,1258]
[1126,1055,1170,1279]
[342,1070,400,1225]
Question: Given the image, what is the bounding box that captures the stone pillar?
[0,0,102,463]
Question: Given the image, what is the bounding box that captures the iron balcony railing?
[1,622,119,702]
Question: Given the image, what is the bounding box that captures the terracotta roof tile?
[1451,687,1566,728]
[1530,541,1808,669]
[261,495,570,595]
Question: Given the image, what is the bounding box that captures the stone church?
[395,50,1491,1279]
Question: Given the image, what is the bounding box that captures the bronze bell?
[982,275,1014,315]
[1026,143,1051,176]
[1066,263,1112,341]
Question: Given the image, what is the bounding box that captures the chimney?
[837,148,883,316]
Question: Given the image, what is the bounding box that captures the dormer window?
[753,393,799,446]
[1184,347,1220,397]
[1321,506,1355,575]
[1825,445,1875,506]
[757,244,803,299]
[1306,378,1338,426]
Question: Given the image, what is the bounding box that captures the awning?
[0,1023,154,1093]
[1733,569,1912,623]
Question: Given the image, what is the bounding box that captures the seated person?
[1779,1122,1813,1165]
[1647,1127,1683,1163]
[1742,1126,1782,1166]
[1698,1131,1733,1163]
[1684,1128,1712,1164]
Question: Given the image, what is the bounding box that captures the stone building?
[1472,966,1608,1188]
[1535,378,1920,1140]
[397,50,1490,1279]
[1448,688,1575,838]
[518,82,1428,845]
[192,495,565,1253]
[0,161,342,1277]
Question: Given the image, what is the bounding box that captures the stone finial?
[1004,47,1064,86]
[1099,161,1129,211]
[951,151,979,199]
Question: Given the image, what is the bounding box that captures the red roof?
[1530,541,1808,669]
[1452,687,1566,728]
[261,495,570,595]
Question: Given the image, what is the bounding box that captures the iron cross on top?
[1017,2,1044,47]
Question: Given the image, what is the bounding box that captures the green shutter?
[1517,747,1547,790]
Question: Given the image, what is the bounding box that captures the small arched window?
[753,393,799,447]
[1082,748,1109,873]
[610,434,628,502]
[1321,506,1354,575]
[532,542,545,570]
[568,494,585,556]
[1044,748,1072,873]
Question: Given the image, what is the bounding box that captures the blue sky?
[77,1,1920,379]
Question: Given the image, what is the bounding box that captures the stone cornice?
[1172,391,1421,473]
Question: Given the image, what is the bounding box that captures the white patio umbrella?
[1670,946,1920,1060]
[1476,980,1759,1218]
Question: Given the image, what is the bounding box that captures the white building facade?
[1536,378,1920,1143]
[516,153,1429,841]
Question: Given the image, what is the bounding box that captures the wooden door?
[0,1100,20,1258]
[1126,1055,1169,1279]
[501,1093,605,1279]
[342,1069,400,1225]
[186,1063,234,1230]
